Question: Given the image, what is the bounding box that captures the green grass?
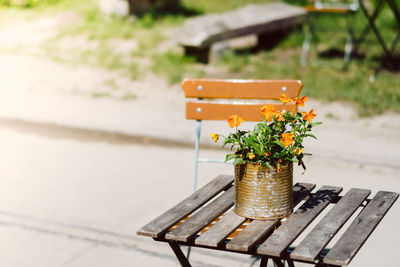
[152,51,205,84]
[1,0,399,115]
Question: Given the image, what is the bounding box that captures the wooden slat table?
[137,175,398,267]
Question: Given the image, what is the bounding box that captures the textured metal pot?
[234,162,293,220]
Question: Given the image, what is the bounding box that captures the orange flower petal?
[302,109,316,123]
[227,114,244,128]
[275,111,285,122]
[280,133,294,148]
[260,104,276,120]
[293,96,307,107]
[279,93,292,104]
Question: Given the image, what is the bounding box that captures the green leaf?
[233,158,246,165]
[225,154,236,162]
[264,161,273,169]
[310,122,323,127]
[305,134,317,139]
[274,140,285,149]
[242,137,255,147]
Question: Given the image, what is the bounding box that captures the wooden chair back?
[182,79,303,121]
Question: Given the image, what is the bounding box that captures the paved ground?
[0,11,399,267]
[0,84,399,267]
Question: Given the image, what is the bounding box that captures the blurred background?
[0,0,399,266]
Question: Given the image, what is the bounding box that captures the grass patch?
[326,113,341,120]
[91,92,110,98]
[152,51,204,84]
[104,79,119,90]
[121,93,137,101]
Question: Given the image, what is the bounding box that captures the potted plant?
[211,94,321,220]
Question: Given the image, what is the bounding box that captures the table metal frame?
[357,0,400,81]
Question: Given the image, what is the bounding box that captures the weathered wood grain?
[290,188,371,262]
[165,187,235,242]
[195,210,246,247]
[137,175,233,238]
[176,2,306,48]
[257,186,343,257]
[226,183,316,252]
[323,191,399,266]
[227,219,277,252]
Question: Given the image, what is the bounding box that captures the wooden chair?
[301,0,359,68]
[181,79,303,192]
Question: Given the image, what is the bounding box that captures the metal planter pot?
[234,162,293,220]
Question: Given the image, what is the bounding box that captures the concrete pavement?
[0,84,399,266]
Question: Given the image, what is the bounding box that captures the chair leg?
[193,120,202,192]
[343,13,355,69]
[301,16,313,67]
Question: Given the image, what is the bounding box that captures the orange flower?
[293,96,307,107]
[274,111,285,122]
[227,114,244,128]
[264,152,271,157]
[280,93,292,104]
[248,152,255,160]
[260,104,276,120]
[281,133,294,148]
[210,133,219,142]
[302,109,317,123]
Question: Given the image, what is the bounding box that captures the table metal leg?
[387,0,400,25]
[168,241,192,267]
[358,0,400,81]
[272,257,285,267]
[286,259,295,267]
[260,256,269,267]
[354,0,385,53]
[359,0,391,57]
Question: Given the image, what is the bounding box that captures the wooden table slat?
[226,183,316,252]
[195,210,246,247]
[137,175,233,238]
[323,191,399,266]
[226,219,277,252]
[290,188,371,262]
[257,185,343,257]
[165,187,235,242]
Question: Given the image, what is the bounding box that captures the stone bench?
[175,2,307,62]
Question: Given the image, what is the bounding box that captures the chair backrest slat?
[186,101,297,121]
[182,79,302,99]
[182,79,303,121]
